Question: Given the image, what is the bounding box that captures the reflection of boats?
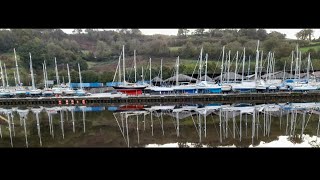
[144,105,175,112]
[74,106,105,112]
[108,105,146,112]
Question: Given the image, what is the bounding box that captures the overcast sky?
[62,29,320,39]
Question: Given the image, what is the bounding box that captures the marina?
[1,102,320,147]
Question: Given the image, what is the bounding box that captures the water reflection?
[1,102,320,147]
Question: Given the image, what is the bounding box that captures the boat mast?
[307,53,310,81]
[254,40,260,82]
[205,53,208,82]
[199,47,203,81]
[259,50,263,80]
[29,53,35,90]
[295,44,299,79]
[227,50,230,83]
[78,63,83,90]
[290,51,294,79]
[176,56,179,86]
[160,58,163,83]
[67,64,71,87]
[44,60,48,89]
[283,60,286,81]
[14,48,21,86]
[221,46,225,83]
[235,51,238,82]
[54,57,60,87]
[13,71,17,86]
[0,61,5,87]
[4,63,8,87]
[122,45,126,84]
[149,57,152,86]
[242,48,245,82]
[42,62,46,89]
[134,50,137,82]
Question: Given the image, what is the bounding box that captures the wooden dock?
[0,92,319,107]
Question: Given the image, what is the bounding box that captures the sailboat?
[112,46,148,91]
[194,50,221,93]
[13,48,27,97]
[144,58,174,94]
[75,63,86,96]
[42,60,54,96]
[0,61,11,97]
[52,57,64,95]
[63,64,76,95]
[28,53,42,96]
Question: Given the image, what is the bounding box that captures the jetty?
[0,92,320,107]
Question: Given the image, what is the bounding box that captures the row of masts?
[1,49,85,96]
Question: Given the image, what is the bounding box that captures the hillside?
[0,29,319,85]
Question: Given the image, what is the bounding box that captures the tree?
[177,29,189,38]
[72,29,83,34]
[131,29,142,36]
[177,29,184,37]
[295,29,313,40]
[194,29,205,36]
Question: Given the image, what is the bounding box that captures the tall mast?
[134,50,137,82]
[13,71,17,86]
[142,66,144,84]
[266,52,270,81]
[242,48,245,82]
[176,56,179,86]
[221,46,225,83]
[54,57,60,86]
[78,63,83,90]
[4,63,8,87]
[160,59,163,82]
[122,45,126,84]
[67,64,71,86]
[295,44,299,79]
[299,51,302,80]
[29,53,35,90]
[118,51,122,83]
[205,53,208,82]
[254,40,260,82]
[42,62,46,89]
[149,57,152,85]
[199,47,203,81]
[227,50,230,83]
[45,60,48,88]
[259,50,263,80]
[248,56,251,77]
[307,53,310,81]
[235,51,238,82]
[283,60,286,81]
[14,48,21,86]
[290,51,294,78]
[0,61,4,87]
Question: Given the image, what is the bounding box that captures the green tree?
[194,29,205,36]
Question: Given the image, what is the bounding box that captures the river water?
[1,102,320,147]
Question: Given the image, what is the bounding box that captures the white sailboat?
[112,46,148,90]
[28,53,42,96]
[13,48,27,96]
[63,64,76,95]
[52,57,64,95]
[144,58,174,93]
[42,60,54,96]
[75,63,86,96]
[0,61,11,97]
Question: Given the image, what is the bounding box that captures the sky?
[62,29,320,39]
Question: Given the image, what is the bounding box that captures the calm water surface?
[1,102,320,147]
